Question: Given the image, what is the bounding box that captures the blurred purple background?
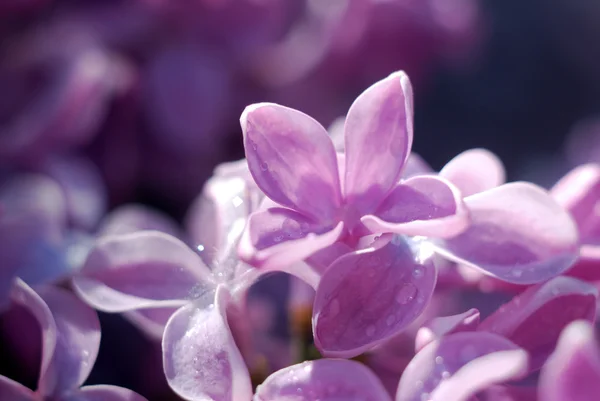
[2,0,600,400]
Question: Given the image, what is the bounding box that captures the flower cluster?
[3,69,600,401]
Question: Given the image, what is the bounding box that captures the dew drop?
[395,283,417,304]
[366,325,376,336]
[435,356,444,365]
[386,315,395,326]
[250,140,258,150]
[511,269,523,278]
[260,162,269,171]
[273,235,283,243]
[441,371,451,379]
[413,266,424,279]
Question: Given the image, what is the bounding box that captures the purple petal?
[538,320,600,401]
[478,276,597,371]
[550,163,600,231]
[9,280,56,391]
[327,116,346,152]
[60,385,148,401]
[439,148,505,197]
[477,385,538,401]
[255,359,392,401]
[72,231,213,312]
[186,172,259,271]
[402,153,433,179]
[434,182,580,284]
[344,71,414,213]
[566,245,600,282]
[0,376,34,401]
[313,236,436,358]
[415,309,480,353]
[396,332,528,401]
[98,204,182,238]
[162,286,252,401]
[241,103,342,221]
[238,207,344,270]
[43,156,107,230]
[362,176,469,239]
[37,286,100,397]
[124,307,179,340]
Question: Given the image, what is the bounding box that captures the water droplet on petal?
[511,269,523,278]
[441,371,451,379]
[366,325,376,336]
[260,162,268,171]
[435,356,444,365]
[396,283,417,304]
[413,266,424,278]
[386,315,395,326]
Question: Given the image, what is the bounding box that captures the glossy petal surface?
[239,207,343,270]
[313,237,436,358]
[478,276,597,371]
[241,103,341,221]
[73,231,213,312]
[162,286,252,401]
[362,176,468,239]
[344,71,414,212]
[37,287,100,396]
[415,309,480,352]
[435,182,579,284]
[255,359,392,401]
[396,332,528,401]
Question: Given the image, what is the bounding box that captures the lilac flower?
[0,279,148,401]
[238,71,469,271]
[72,170,289,394]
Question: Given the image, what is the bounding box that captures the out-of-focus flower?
[412,276,597,390]
[239,71,468,272]
[0,155,108,304]
[0,279,148,401]
[539,320,600,401]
